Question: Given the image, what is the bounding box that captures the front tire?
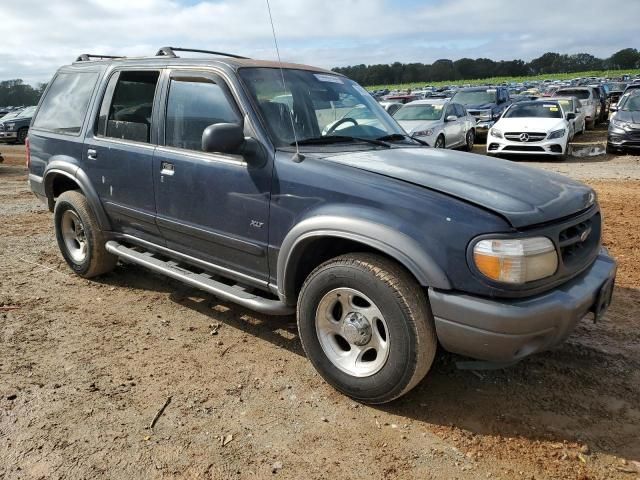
[434,135,445,149]
[17,128,28,145]
[463,129,475,151]
[297,253,437,404]
[54,190,117,278]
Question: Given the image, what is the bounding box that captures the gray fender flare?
[277,214,451,303]
[43,160,111,231]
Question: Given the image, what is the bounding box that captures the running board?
[105,241,294,316]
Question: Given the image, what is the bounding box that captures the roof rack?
[155,46,248,60]
[76,54,124,62]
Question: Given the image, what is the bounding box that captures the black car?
[608,91,640,153]
[0,105,36,144]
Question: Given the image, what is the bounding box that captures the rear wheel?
[54,190,117,278]
[434,135,445,149]
[297,253,437,404]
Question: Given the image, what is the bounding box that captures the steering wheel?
[326,117,358,135]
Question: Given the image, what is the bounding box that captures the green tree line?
[332,48,640,86]
[0,80,47,108]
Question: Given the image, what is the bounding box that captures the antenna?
[265,0,304,162]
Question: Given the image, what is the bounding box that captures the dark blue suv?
[27,48,616,403]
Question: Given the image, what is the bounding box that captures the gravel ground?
[1,131,640,480]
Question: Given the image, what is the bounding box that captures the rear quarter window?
[32,71,100,135]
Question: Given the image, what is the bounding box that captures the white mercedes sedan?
[486,101,574,158]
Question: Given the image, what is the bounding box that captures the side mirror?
[445,115,458,122]
[610,104,618,112]
[202,123,244,154]
[566,113,576,120]
[576,107,581,113]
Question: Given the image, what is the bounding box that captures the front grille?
[503,145,545,152]
[558,211,601,273]
[504,132,547,142]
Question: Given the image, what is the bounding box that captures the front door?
[443,103,463,147]
[84,69,162,242]
[153,70,272,284]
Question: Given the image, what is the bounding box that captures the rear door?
[84,69,162,243]
[153,69,272,284]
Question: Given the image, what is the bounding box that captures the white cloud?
[0,0,637,84]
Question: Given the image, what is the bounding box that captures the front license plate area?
[591,277,615,323]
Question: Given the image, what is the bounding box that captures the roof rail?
[76,54,124,62]
[155,46,248,60]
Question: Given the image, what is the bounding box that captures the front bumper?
[0,131,17,142]
[486,132,568,156]
[429,250,616,363]
[608,128,640,150]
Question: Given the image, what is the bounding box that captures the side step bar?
[105,241,294,316]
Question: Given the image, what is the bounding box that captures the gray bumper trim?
[428,251,617,362]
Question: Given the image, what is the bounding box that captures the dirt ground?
[1,127,640,480]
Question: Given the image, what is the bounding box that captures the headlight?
[5,123,15,131]
[413,129,434,137]
[478,111,492,120]
[473,237,558,284]
[611,118,630,130]
[547,129,566,140]
[489,128,503,138]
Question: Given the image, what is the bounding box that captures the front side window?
[96,70,159,143]
[165,77,239,151]
[32,71,99,135]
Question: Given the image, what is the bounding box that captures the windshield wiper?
[376,133,430,146]
[292,135,390,148]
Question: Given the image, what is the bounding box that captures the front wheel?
[54,190,117,278]
[297,253,437,404]
[16,128,28,145]
[463,130,475,151]
[434,135,445,149]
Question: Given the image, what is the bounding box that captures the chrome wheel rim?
[61,210,88,263]
[315,288,390,377]
[435,137,444,148]
[467,131,474,149]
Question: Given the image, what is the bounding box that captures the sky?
[0,0,637,85]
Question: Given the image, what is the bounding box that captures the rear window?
[33,71,99,135]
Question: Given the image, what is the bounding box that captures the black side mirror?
[202,123,244,154]
[566,113,576,120]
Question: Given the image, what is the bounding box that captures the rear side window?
[165,78,239,152]
[32,71,99,135]
[96,70,160,143]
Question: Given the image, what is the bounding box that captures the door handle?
[160,161,175,176]
[87,149,98,160]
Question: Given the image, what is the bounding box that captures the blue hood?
[321,147,595,228]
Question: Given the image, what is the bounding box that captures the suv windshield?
[239,68,404,147]
[394,104,444,121]
[451,89,497,105]
[17,106,36,118]
[504,102,563,119]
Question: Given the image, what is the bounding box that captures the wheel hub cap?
[315,287,390,377]
[342,312,371,346]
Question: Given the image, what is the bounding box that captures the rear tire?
[297,253,437,404]
[54,190,117,278]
